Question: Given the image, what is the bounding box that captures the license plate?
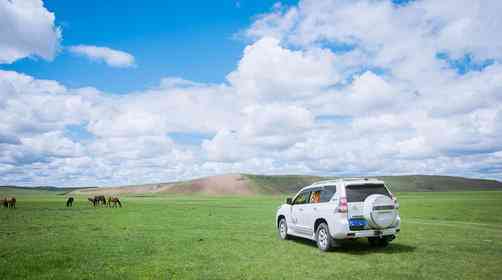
[349,219,367,227]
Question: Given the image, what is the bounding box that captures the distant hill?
[376,175,502,192]
[3,174,502,197]
[69,174,502,196]
[243,174,324,194]
[244,174,502,194]
[0,185,94,196]
[69,174,254,196]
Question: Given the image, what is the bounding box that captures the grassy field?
[1,190,502,279]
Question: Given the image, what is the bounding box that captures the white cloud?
[202,104,314,161]
[2,0,502,186]
[68,45,135,68]
[86,81,238,138]
[202,130,248,162]
[0,0,61,64]
[227,37,339,103]
[245,3,299,41]
[241,104,313,136]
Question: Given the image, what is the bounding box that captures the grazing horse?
[95,195,106,206]
[88,195,106,207]
[107,197,122,208]
[3,197,16,208]
[66,197,74,207]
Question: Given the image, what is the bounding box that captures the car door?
[303,188,322,237]
[315,185,337,221]
[291,190,311,235]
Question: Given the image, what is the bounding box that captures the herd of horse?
[1,195,122,209]
[84,195,122,207]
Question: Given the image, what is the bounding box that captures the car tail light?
[337,197,348,213]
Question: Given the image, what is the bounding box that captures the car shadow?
[287,236,416,254]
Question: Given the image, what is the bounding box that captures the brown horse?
[95,195,106,206]
[3,197,16,208]
[107,197,122,208]
[88,195,106,207]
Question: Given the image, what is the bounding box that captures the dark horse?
[107,197,122,208]
[3,197,16,208]
[66,197,74,207]
[88,195,106,207]
[96,195,106,206]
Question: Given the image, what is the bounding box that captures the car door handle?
[313,207,318,211]
[299,208,304,211]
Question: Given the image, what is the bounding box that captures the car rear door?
[315,185,337,215]
[346,183,391,220]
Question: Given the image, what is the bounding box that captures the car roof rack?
[309,177,379,187]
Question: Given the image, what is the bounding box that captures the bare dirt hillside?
[70,174,255,196]
[70,183,175,196]
[164,174,254,195]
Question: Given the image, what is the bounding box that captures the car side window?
[293,191,310,205]
[310,190,321,204]
[320,185,337,203]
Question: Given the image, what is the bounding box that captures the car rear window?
[346,184,390,202]
[320,185,337,203]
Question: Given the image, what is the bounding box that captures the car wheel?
[316,223,334,252]
[278,218,290,240]
[379,238,389,247]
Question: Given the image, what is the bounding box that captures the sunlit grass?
[1,191,501,279]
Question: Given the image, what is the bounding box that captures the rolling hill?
[3,174,502,197]
[64,174,502,196]
[0,185,91,196]
[244,174,502,194]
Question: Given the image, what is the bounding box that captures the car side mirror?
[286,197,293,205]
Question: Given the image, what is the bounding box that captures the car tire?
[378,238,390,247]
[278,218,290,240]
[316,223,335,252]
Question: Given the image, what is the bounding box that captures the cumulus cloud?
[0,0,61,64]
[2,0,502,186]
[227,37,339,102]
[86,81,237,138]
[68,45,135,68]
[203,104,314,161]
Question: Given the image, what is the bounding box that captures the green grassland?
[1,190,502,280]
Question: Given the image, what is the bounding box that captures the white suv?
[276,178,400,251]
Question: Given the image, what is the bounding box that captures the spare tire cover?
[363,194,397,229]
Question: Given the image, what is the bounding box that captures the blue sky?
[1,0,502,186]
[1,0,298,93]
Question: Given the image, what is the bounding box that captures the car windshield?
[346,184,390,202]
